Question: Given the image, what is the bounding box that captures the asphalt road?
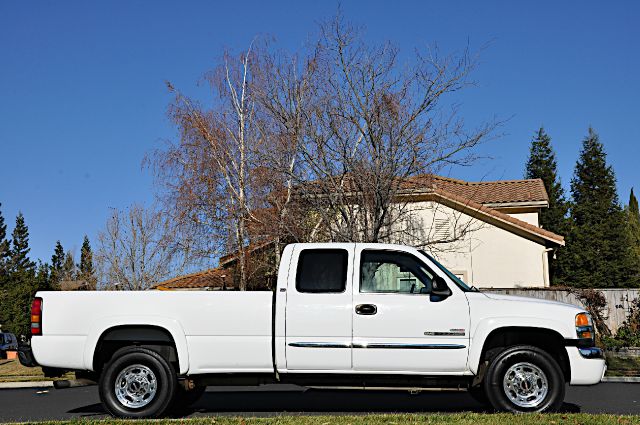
[0,383,638,422]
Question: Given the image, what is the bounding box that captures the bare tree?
[247,43,321,266]
[150,130,229,268]
[163,45,265,290]
[287,16,499,244]
[95,205,191,290]
[152,14,499,289]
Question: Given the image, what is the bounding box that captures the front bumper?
[565,346,606,385]
[577,347,604,359]
[17,345,39,367]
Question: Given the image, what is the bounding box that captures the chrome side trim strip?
[288,342,351,349]
[353,343,466,350]
[288,342,466,350]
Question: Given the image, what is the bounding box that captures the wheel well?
[479,327,571,382]
[93,325,179,374]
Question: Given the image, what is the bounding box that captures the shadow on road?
[67,389,581,417]
[68,403,105,416]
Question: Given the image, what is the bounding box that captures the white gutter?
[542,248,554,287]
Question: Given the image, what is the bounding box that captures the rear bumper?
[17,346,39,368]
[565,346,606,385]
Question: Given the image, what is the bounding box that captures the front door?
[351,246,470,373]
[284,244,355,371]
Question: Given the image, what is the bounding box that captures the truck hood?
[465,291,585,338]
[465,292,585,338]
[480,292,583,311]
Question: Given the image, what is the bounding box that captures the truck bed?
[33,291,274,374]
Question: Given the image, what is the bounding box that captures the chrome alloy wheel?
[502,362,549,408]
[114,364,158,409]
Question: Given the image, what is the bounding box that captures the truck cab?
[280,243,471,374]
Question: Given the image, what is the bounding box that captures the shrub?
[604,296,640,349]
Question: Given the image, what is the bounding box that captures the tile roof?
[219,240,274,266]
[152,267,232,290]
[302,174,549,206]
[404,175,549,205]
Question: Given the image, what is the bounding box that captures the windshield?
[419,250,474,292]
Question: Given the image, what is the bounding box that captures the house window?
[296,249,348,293]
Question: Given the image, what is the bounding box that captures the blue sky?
[0,1,639,263]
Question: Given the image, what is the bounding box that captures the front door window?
[360,250,434,294]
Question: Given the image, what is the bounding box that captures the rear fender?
[83,316,189,374]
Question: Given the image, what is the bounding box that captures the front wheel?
[99,347,177,418]
[483,345,565,413]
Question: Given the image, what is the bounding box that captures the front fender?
[83,315,189,375]
[467,316,574,375]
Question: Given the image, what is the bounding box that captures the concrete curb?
[0,381,53,389]
[601,376,640,383]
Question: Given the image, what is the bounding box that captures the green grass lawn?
[0,358,73,382]
[24,414,640,425]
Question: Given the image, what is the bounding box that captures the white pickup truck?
[20,243,605,418]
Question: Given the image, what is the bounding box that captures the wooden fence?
[483,288,640,333]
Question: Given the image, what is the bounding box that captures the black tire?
[483,345,565,413]
[99,347,177,418]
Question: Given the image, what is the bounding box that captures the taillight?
[31,297,42,335]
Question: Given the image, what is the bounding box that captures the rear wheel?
[483,345,565,413]
[99,347,177,418]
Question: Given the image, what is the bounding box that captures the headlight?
[575,312,594,341]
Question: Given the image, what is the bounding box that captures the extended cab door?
[284,244,355,371]
[351,245,470,373]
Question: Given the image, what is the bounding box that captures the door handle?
[355,304,377,315]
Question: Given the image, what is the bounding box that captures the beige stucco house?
[154,175,564,290]
[401,175,564,288]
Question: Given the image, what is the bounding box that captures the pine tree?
[35,261,52,292]
[0,204,11,330]
[4,213,37,336]
[559,128,638,287]
[525,127,569,233]
[524,127,569,284]
[61,250,76,282]
[78,236,96,289]
[0,203,10,282]
[626,188,640,275]
[10,213,35,273]
[50,241,65,288]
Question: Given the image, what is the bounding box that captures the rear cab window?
[296,249,348,293]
